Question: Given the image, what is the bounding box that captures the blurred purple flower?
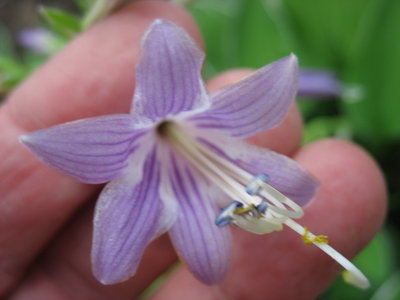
[18,28,56,54]
[20,20,318,285]
[298,69,342,99]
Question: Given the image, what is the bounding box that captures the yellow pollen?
[302,226,329,245]
[234,204,256,215]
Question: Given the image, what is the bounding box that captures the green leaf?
[191,0,294,73]
[40,6,81,38]
[280,0,374,67]
[0,52,47,97]
[0,27,14,57]
[370,271,400,300]
[75,0,97,13]
[0,57,26,95]
[190,0,241,75]
[303,116,352,144]
[236,0,291,67]
[342,0,400,144]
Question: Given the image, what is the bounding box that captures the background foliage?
[191,2,400,298]
[0,0,399,298]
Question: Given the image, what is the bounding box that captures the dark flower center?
[156,120,175,137]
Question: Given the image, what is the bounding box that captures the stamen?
[163,122,369,289]
[246,173,270,195]
[302,226,329,245]
[233,214,284,234]
[217,200,284,234]
[234,204,256,215]
[165,123,301,220]
[256,202,268,214]
[215,201,243,227]
[234,202,267,218]
[257,183,303,219]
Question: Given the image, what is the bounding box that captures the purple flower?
[298,69,342,99]
[18,28,57,54]
[19,19,367,288]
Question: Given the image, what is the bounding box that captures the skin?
[0,1,386,299]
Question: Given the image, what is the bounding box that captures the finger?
[0,1,200,294]
[6,202,178,300]
[150,139,386,300]
[6,69,304,299]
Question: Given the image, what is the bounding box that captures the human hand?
[0,1,386,299]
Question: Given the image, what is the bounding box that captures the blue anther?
[246,173,270,195]
[257,173,270,183]
[215,201,243,227]
[256,201,268,214]
[215,215,232,227]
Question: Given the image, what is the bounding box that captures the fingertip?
[248,104,302,155]
[296,138,387,251]
[206,69,255,92]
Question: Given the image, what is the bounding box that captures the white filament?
[163,122,369,289]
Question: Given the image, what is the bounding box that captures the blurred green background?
[1,0,399,298]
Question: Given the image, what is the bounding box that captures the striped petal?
[190,55,298,138]
[199,136,318,207]
[167,154,231,284]
[131,19,208,123]
[20,115,146,183]
[92,147,166,284]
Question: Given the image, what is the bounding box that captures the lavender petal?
[167,154,231,284]
[20,114,146,183]
[200,135,318,206]
[190,55,299,138]
[92,147,165,284]
[131,19,209,122]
